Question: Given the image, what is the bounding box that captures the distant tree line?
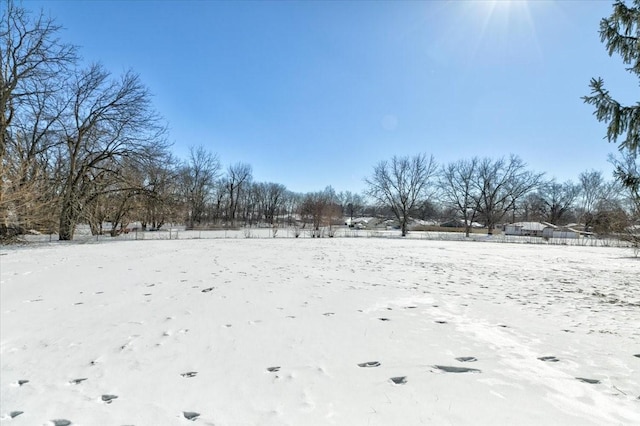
[1,2,638,241]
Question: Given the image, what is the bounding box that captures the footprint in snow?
[634,354,640,358]
[17,379,29,386]
[50,420,72,426]
[183,411,200,421]
[201,287,214,293]
[576,377,600,384]
[358,361,381,368]
[267,366,280,372]
[69,378,87,385]
[433,365,481,373]
[181,372,197,378]
[101,394,118,403]
[435,320,447,324]
[378,318,391,321]
[9,411,24,418]
[455,356,477,362]
[538,356,559,362]
[390,376,407,385]
[323,312,334,316]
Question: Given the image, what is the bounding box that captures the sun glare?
[461,0,543,65]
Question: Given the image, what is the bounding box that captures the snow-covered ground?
[1,238,639,425]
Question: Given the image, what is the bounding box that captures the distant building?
[505,222,590,239]
[504,222,550,237]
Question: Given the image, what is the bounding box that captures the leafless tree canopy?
[522,180,580,225]
[181,145,221,229]
[55,64,167,240]
[473,156,543,234]
[365,154,437,236]
[1,2,77,236]
[439,158,480,237]
[225,162,252,226]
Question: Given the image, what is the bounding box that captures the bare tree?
[56,64,166,240]
[339,190,364,224]
[439,158,480,237]
[577,170,608,231]
[253,182,287,225]
[137,150,181,230]
[299,187,340,237]
[365,154,437,236]
[474,156,543,234]
[224,162,252,225]
[181,145,220,229]
[1,2,77,236]
[530,180,581,225]
[283,190,301,227]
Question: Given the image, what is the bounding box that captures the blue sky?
[26,0,636,194]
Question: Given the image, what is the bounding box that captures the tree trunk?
[58,202,77,240]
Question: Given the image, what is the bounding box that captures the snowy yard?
[1,238,639,425]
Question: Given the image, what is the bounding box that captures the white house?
[504,222,550,237]
[542,227,579,239]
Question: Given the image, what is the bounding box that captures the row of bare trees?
[2,3,638,241]
[366,152,638,238]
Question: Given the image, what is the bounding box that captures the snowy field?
[1,238,639,425]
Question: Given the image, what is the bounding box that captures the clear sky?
[24,0,637,194]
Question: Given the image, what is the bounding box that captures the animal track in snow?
[455,357,477,362]
[358,361,381,368]
[433,365,481,373]
[390,376,407,385]
[267,366,280,372]
[17,379,29,386]
[201,287,214,293]
[576,377,600,384]
[181,371,198,378]
[8,411,23,418]
[50,420,72,426]
[69,378,87,384]
[101,394,118,403]
[538,356,560,362]
[435,320,447,324]
[378,317,391,321]
[183,411,200,420]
